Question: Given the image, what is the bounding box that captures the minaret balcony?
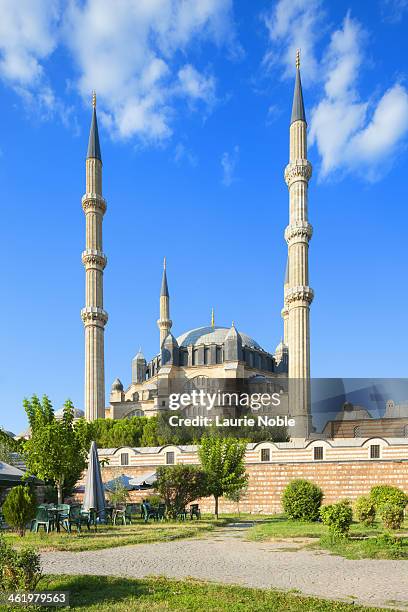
[284,160,312,187]
[81,306,108,327]
[82,193,107,214]
[81,249,107,270]
[285,286,314,306]
[285,222,313,244]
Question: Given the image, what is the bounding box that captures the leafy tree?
[154,465,208,518]
[2,485,37,537]
[23,396,87,504]
[198,435,248,517]
[226,482,248,516]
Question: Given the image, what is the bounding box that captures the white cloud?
[263,0,325,83]
[174,142,198,166]
[0,1,77,126]
[221,145,239,186]
[264,1,408,180]
[177,64,216,105]
[0,0,59,86]
[64,0,235,142]
[309,14,408,179]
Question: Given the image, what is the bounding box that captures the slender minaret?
[157,258,172,347]
[81,92,108,421]
[284,51,313,436]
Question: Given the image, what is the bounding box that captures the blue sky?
[0,0,407,434]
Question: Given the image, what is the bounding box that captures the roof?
[291,67,306,124]
[87,107,102,161]
[0,461,25,483]
[176,326,262,349]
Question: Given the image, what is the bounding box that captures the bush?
[2,486,37,537]
[320,500,353,537]
[155,465,208,518]
[144,494,163,507]
[370,485,408,511]
[380,503,404,530]
[107,480,129,508]
[0,536,41,591]
[354,495,376,526]
[282,479,323,521]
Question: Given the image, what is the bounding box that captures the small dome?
[55,407,84,419]
[133,348,145,361]
[335,402,371,421]
[177,326,262,350]
[111,378,124,392]
[275,340,288,353]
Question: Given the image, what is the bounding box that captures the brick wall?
[74,459,408,514]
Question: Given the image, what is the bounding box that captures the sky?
[0,0,407,434]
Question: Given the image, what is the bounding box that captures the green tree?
[2,485,37,537]
[23,396,87,504]
[198,435,248,518]
[154,465,208,518]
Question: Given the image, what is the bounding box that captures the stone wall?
[74,459,408,514]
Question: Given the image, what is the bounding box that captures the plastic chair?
[190,504,201,520]
[31,506,54,533]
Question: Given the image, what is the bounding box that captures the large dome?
[176,326,262,350]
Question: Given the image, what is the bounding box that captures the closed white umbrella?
[82,441,105,521]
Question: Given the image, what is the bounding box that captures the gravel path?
[41,523,408,610]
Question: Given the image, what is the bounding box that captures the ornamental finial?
[296,49,300,70]
[211,307,215,328]
[92,90,96,109]
[163,256,166,270]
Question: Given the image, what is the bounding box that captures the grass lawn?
[3,519,225,552]
[247,515,408,559]
[0,575,385,611]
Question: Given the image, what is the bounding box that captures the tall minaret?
[81,92,108,421]
[157,258,172,347]
[284,51,313,436]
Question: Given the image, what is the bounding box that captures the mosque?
[80,51,312,434]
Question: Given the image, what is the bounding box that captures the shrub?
[354,495,376,526]
[155,465,208,518]
[370,485,408,511]
[144,494,163,507]
[320,500,353,537]
[282,479,323,521]
[107,480,129,508]
[0,536,42,591]
[2,486,37,537]
[380,503,404,530]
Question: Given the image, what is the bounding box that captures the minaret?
[157,257,172,347]
[284,51,313,436]
[81,92,108,421]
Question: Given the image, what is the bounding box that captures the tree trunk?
[57,482,63,505]
[214,496,219,518]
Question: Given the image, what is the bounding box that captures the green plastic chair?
[142,502,158,523]
[31,506,54,533]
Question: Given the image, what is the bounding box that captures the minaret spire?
[157,258,172,347]
[211,307,215,328]
[291,49,306,125]
[81,92,108,421]
[284,51,313,437]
